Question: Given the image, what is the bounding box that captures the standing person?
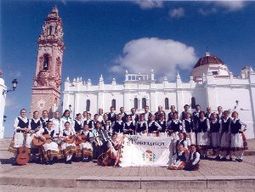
[184,145,200,171]
[74,113,83,133]
[119,107,128,122]
[155,105,165,121]
[192,104,201,130]
[108,106,116,123]
[40,110,49,128]
[84,113,93,129]
[196,111,210,159]
[230,111,247,162]
[13,108,33,153]
[61,121,76,164]
[92,114,102,128]
[124,115,136,135]
[217,106,223,120]
[130,108,139,124]
[209,112,221,159]
[98,108,104,122]
[148,114,162,134]
[111,114,125,134]
[157,113,167,133]
[136,114,148,134]
[29,111,41,132]
[167,112,182,139]
[60,109,73,133]
[102,113,112,133]
[143,106,152,122]
[182,112,196,145]
[168,105,178,122]
[51,111,61,136]
[219,110,231,161]
[205,107,212,120]
[82,111,88,122]
[180,104,190,121]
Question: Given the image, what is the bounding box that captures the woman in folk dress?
[209,112,221,159]
[182,112,196,145]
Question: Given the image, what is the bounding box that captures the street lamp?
[2,79,18,95]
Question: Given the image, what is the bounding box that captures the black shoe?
[65,160,72,164]
[215,156,220,161]
[45,161,50,165]
[221,157,227,161]
[229,158,233,161]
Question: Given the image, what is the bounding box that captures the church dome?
[194,52,224,68]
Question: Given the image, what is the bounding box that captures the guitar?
[32,134,54,146]
[16,133,30,165]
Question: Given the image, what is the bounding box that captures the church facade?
[63,55,255,139]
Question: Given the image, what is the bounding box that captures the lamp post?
[2,79,18,95]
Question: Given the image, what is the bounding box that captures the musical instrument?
[75,133,86,145]
[32,134,53,146]
[16,133,30,165]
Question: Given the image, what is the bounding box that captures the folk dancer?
[74,113,83,133]
[168,143,187,170]
[148,114,162,134]
[184,145,200,171]
[136,114,148,134]
[182,112,196,145]
[124,115,136,135]
[209,112,221,159]
[111,114,125,134]
[40,110,49,128]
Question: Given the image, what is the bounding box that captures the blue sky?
[1,0,255,137]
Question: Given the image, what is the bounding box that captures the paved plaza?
[0,139,255,191]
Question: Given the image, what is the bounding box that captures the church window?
[142,98,146,109]
[111,99,116,110]
[165,98,169,110]
[212,71,218,75]
[134,98,138,109]
[49,25,53,35]
[43,54,49,70]
[191,97,196,109]
[86,99,90,111]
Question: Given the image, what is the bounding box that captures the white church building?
[0,73,7,139]
[63,52,255,139]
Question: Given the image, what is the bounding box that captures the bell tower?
[31,6,64,116]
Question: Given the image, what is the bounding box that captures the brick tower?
[31,6,64,116]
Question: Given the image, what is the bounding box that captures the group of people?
[10,104,248,170]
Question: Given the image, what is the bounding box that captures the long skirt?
[211,132,220,148]
[220,132,231,149]
[43,141,59,152]
[186,132,196,145]
[197,132,209,147]
[14,132,33,148]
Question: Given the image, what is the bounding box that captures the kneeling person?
[184,145,200,171]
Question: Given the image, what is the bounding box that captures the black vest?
[184,119,193,133]
[17,117,29,128]
[84,119,93,128]
[74,120,82,132]
[43,128,55,138]
[197,118,208,133]
[157,120,166,132]
[230,119,241,134]
[112,121,124,133]
[30,119,40,130]
[221,118,231,133]
[124,122,136,131]
[210,120,220,133]
[136,122,147,133]
[168,120,181,132]
[177,151,186,162]
[40,117,48,128]
[148,121,159,133]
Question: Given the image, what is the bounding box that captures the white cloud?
[110,38,197,81]
[133,0,164,9]
[198,7,218,16]
[214,0,246,11]
[169,7,185,18]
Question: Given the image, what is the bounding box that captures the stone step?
[0,176,255,189]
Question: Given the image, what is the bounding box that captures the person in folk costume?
[130,108,139,124]
[124,115,136,135]
[192,104,201,129]
[184,145,200,171]
[92,114,103,129]
[157,113,167,133]
[230,111,247,162]
[35,120,60,165]
[143,105,152,122]
[205,107,212,120]
[60,121,76,164]
[148,114,162,134]
[60,109,73,133]
[29,111,42,132]
[98,108,104,122]
[119,107,128,122]
[219,110,231,161]
[102,113,112,134]
[111,113,125,134]
[40,110,49,128]
[108,106,117,123]
[84,113,93,129]
[196,111,210,159]
[79,124,93,162]
[167,105,178,122]
[13,108,33,156]
[173,132,189,156]
[166,112,183,140]
[168,143,188,170]
[154,105,166,121]
[217,106,223,120]
[74,113,83,133]
[136,114,148,134]
[51,111,61,136]
[91,122,112,159]
[209,112,221,160]
[180,104,191,121]
[182,112,196,145]
[82,111,88,122]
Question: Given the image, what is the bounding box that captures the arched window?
[86,99,90,111]
[142,98,146,109]
[43,54,49,70]
[111,99,116,110]
[134,98,138,109]
[165,98,169,110]
[49,25,53,35]
[191,97,196,109]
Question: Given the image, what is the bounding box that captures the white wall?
[0,77,6,139]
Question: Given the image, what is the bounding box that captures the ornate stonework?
[31,6,64,117]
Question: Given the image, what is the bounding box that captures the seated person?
[168,143,187,170]
[79,124,93,162]
[136,114,148,134]
[184,145,200,171]
[124,115,136,135]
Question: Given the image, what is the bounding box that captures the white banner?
[120,135,174,167]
